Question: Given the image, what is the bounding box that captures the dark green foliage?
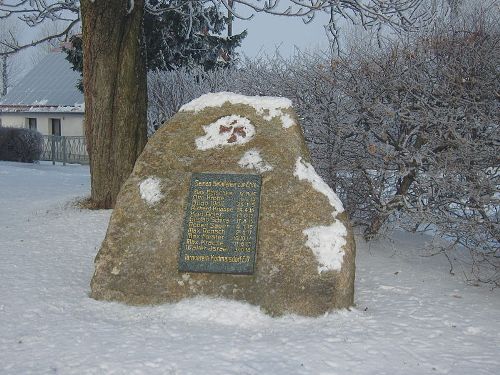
[64,35,83,92]
[65,1,245,92]
[144,3,245,71]
[0,127,43,162]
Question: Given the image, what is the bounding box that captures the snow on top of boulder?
[196,115,255,150]
[180,92,292,112]
[294,157,344,213]
[238,149,273,173]
[294,157,347,273]
[139,177,163,205]
[180,92,296,129]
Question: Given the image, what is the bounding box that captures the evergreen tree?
[2,0,433,209]
[64,35,83,91]
[144,1,246,71]
[65,1,246,91]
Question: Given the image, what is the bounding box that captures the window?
[28,118,37,130]
[51,118,61,136]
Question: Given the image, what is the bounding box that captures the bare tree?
[324,8,499,284]
[0,16,21,96]
[1,0,437,208]
[0,1,80,53]
[147,3,499,285]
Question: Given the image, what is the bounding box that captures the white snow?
[1,161,499,374]
[280,113,296,128]
[196,115,255,150]
[180,92,296,129]
[303,220,347,272]
[294,157,344,213]
[238,149,273,173]
[139,176,163,205]
[22,103,84,113]
[32,99,48,106]
[294,157,347,272]
[127,0,134,14]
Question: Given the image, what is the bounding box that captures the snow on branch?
[0,0,435,55]
[145,0,435,47]
[0,0,80,55]
[128,0,135,14]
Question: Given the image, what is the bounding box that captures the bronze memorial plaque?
[178,173,262,274]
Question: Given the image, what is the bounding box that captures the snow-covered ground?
[1,161,499,375]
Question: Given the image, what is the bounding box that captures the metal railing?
[41,135,89,165]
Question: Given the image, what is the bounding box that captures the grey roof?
[0,52,83,108]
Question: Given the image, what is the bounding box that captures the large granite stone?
[90,92,356,316]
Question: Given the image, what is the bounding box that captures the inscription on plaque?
[178,173,262,274]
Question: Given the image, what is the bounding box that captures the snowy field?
[1,161,499,375]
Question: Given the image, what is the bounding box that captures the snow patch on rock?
[280,113,296,129]
[139,177,163,205]
[304,221,347,273]
[294,157,347,273]
[180,92,295,129]
[238,149,273,173]
[294,157,344,213]
[196,115,255,150]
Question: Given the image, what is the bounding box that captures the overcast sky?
[13,7,332,61]
[9,4,336,85]
[234,11,331,57]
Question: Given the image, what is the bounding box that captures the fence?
[41,135,89,165]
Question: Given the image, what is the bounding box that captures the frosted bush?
[146,12,499,285]
[0,127,43,163]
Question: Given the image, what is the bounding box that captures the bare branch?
[0,0,80,56]
[145,0,436,50]
[0,18,80,55]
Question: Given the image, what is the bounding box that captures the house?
[0,52,84,137]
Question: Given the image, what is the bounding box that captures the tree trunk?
[81,0,147,209]
[1,55,7,96]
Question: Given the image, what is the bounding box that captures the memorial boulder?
[90,92,356,316]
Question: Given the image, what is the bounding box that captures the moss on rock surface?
[90,93,355,316]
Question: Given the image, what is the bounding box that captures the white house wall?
[0,113,84,136]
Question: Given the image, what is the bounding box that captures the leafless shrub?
[147,10,499,285]
[0,127,43,162]
[333,13,499,285]
[147,66,238,134]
